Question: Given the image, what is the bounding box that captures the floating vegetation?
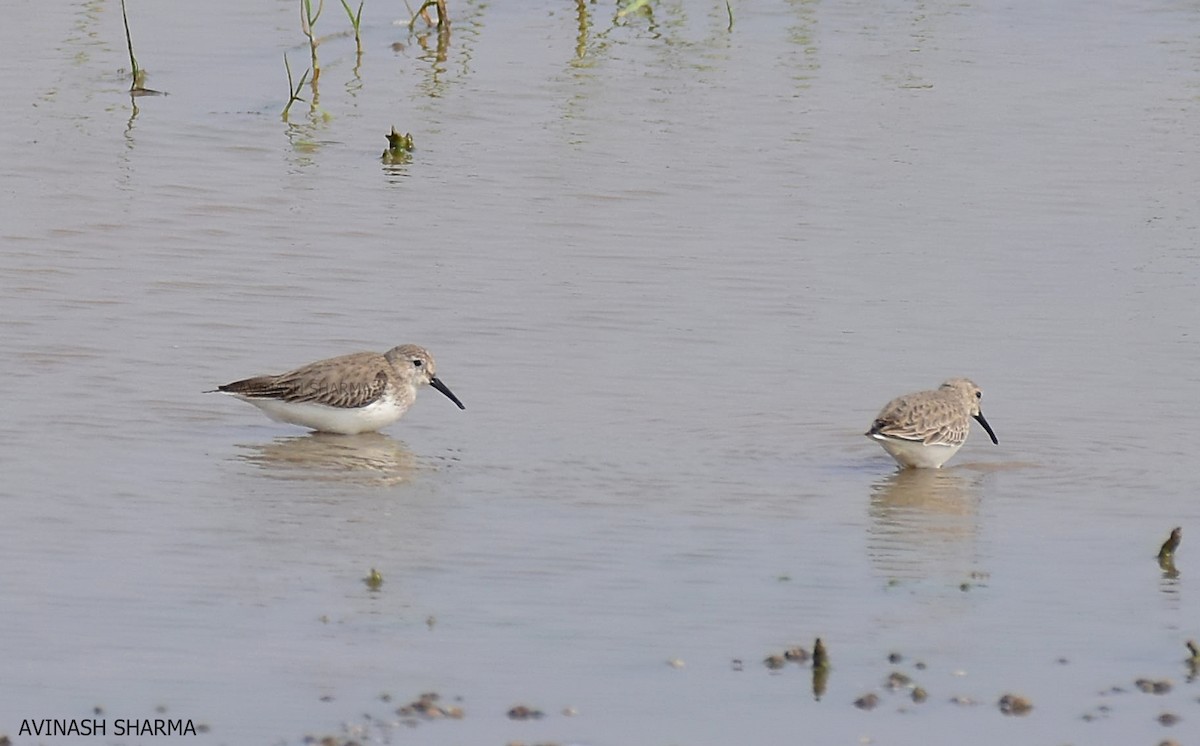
[616,0,651,20]
[1158,526,1182,570]
[363,567,383,590]
[382,127,415,163]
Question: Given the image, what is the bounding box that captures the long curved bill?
[973,412,998,444]
[430,376,466,410]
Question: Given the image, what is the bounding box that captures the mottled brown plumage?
[866,378,997,468]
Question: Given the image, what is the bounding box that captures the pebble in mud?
[763,654,787,670]
[911,687,928,703]
[1135,678,1173,694]
[396,692,464,720]
[998,694,1033,716]
[507,705,545,721]
[853,693,880,710]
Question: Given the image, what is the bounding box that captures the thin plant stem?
[301,0,324,83]
[281,53,310,120]
[340,0,364,54]
[120,0,143,91]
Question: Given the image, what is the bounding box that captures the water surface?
[2,0,1199,743]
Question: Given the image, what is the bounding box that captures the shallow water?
[2,0,1200,743]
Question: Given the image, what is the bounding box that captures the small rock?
[763,654,787,670]
[854,693,880,710]
[998,694,1033,716]
[885,671,912,690]
[911,687,927,703]
[731,659,744,671]
[1158,712,1180,727]
[507,705,544,720]
[887,652,903,664]
[1136,678,1172,694]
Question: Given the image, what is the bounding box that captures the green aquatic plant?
[120,0,163,95]
[1158,526,1182,575]
[1158,526,1182,562]
[382,127,415,162]
[340,0,364,56]
[616,0,650,19]
[811,637,829,670]
[301,0,324,83]
[281,54,310,120]
[119,0,142,90]
[364,568,384,590]
[726,0,734,31]
[406,0,448,29]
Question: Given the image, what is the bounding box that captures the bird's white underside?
[229,393,406,435]
[868,433,962,469]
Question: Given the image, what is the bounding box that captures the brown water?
[2,0,1200,743]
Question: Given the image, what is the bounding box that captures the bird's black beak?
[430,376,465,410]
[974,412,998,444]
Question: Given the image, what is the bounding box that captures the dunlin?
[211,344,464,434]
[866,378,997,469]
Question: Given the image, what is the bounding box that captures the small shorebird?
[211,344,464,435]
[866,378,998,469]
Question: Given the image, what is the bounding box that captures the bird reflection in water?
[235,432,421,486]
[867,468,983,583]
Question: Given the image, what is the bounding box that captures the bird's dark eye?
[412,359,423,368]
[976,391,982,398]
